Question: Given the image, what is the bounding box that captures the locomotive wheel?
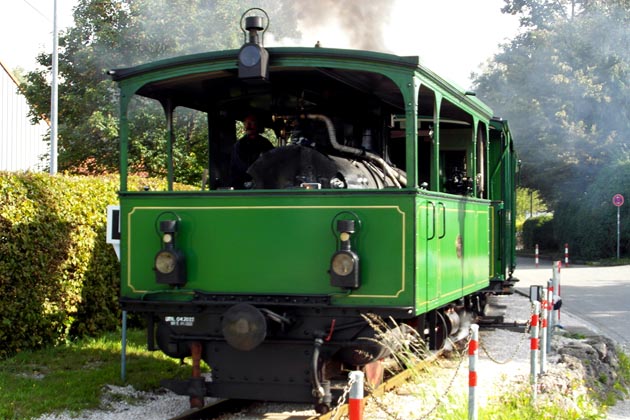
[428,311,449,350]
[315,403,330,414]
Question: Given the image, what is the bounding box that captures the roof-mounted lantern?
[238,8,270,82]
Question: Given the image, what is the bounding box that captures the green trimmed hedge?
[0,172,165,359]
[553,161,630,260]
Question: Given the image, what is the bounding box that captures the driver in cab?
[230,114,274,188]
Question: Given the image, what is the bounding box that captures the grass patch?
[480,389,602,420]
[618,351,630,385]
[0,329,199,420]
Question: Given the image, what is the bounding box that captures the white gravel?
[35,385,191,420]
[34,292,629,420]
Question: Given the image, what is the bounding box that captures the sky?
[0,0,520,89]
[0,0,76,71]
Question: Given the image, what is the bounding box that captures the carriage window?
[433,97,475,196]
[127,97,208,191]
[476,124,487,199]
[126,68,406,191]
[205,69,406,190]
[439,126,473,196]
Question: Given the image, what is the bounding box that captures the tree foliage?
[474,0,630,258]
[476,1,630,203]
[19,0,298,180]
[516,187,547,227]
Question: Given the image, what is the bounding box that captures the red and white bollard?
[530,301,540,401]
[535,244,539,268]
[564,243,569,267]
[468,324,479,420]
[348,371,364,420]
[546,279,554,353]
[553,261,562,324]
[540,295,548,374]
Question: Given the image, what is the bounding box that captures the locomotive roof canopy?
[133,66,406,119]
[109,47,494,123]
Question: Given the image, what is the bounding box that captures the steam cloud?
[290,0,395,52]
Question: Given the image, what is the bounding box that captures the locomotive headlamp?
[239,44,263,67]
[330,218,361,289]
[238,10,270,81]
[331,252,356,276]
[154,218,186,287]
[155,251,176,274]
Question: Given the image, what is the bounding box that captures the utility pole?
[50,0,59,175]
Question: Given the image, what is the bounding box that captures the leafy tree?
[19,0,298,181]
[474,0,630,259]
[475,0,630,204]
[516,187,547,226]
[500,0,630,28]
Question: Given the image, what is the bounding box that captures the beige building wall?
[0,60,49,171]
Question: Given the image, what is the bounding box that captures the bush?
[0,172,167,359]
[553,160,630,261]
[522,214,557,252]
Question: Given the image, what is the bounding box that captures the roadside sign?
[613,194,624,207]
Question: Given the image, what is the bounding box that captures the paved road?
[513,257,630,351]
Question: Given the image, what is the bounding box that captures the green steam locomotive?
[108,10,517,412]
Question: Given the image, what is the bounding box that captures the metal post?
[535,244,539,268]
[190,342,204,409]
[530,301,540,402]
[121,310,127,381]
[564,243,569,267]
[50,0,59,175]
[468,324,479,420]
[540,295,548,373]
[546,279,553,353]
[348,371,364,420]
[617,206,621,260]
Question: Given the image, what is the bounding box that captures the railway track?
[167,353,442,420]
[167,398,256,420]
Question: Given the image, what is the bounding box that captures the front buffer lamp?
[238,9,270,81]
[154,219,187,287]
[330,219,360,289]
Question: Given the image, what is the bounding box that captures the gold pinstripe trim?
[126,205,406,298]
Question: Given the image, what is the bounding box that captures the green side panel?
[488,120,517,280]
[415,193,490,313]
[120,193,414,307]
[488,132,505,280]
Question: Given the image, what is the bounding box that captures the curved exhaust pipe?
[305,114,407,187]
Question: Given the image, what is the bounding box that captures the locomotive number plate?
[164,316,195,327]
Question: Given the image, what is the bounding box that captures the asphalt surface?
[514,257,630,351]
[513,257,630,419]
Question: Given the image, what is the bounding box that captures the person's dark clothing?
[230,134,273,188]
